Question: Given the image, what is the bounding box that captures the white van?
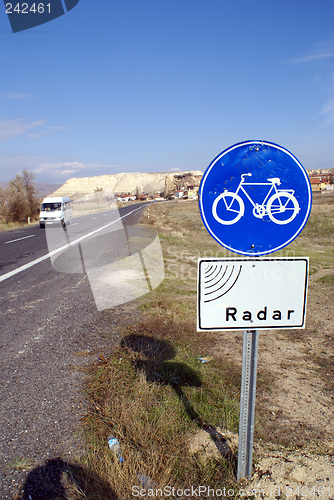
[39,196,72,228]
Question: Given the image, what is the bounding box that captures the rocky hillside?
[50,171,203,199]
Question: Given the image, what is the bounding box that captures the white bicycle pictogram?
[212,173,300,226]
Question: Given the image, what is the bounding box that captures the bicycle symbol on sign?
[212,173,300,226]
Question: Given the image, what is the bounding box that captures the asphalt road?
[0,202,153,498]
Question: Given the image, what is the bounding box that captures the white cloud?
[320,96,334,126]
[284,41,334,128]
[319,68,334,127]
[0,119,45,141]
[59,169,78,176]
[45,161,102,171]
[0,155,121,182]
[28,131,52,139]
[286,53,334,64]
[42,161,120,178]
[284,38,334,64]
[0,93,30,99]
[48,126,68,132]
[0,119,68,142]
[28,126,69,138]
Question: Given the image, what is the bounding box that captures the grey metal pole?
[237,330,259,481]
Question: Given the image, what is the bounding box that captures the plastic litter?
[107,435,124,463]
[197,356,213,363]
[137,474,157,489]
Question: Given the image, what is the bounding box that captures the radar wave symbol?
[203,264,242,303]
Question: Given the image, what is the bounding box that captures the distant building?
[310,178,326,191]
[307,170,333,185]
[187,186,199,199]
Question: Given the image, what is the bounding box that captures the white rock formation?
[50,171,203,199]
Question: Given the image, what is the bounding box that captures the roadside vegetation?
[0,169,40,229]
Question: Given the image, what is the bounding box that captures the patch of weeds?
[175,289,197,295]
[6,457,35,470]
[255,416,324,448]
[316,274,334,288]
[0,220,39,232]
[82,319,240,498]
[256,369,275,397]
[311,354,334,393]
[73,350,92,357]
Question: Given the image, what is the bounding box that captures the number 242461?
[6,3,51,14]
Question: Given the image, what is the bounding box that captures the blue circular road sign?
[199,141,312,256]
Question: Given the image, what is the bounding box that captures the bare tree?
[0,170,40,223]
[22,170,38,213]
[94,186,103,205]
[105,193,115,207]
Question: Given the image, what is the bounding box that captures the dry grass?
[80,316,240,499]
[0,219,39,232]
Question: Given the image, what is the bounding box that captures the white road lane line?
[4,235,35,244]
[0,206,143,283]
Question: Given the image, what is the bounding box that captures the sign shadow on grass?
[19,457,117,500]
[121,334,234,460]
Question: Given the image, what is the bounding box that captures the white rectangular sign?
[197,257,308,331]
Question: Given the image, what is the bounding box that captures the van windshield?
[41,202,61,211]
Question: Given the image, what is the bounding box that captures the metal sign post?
[237,330,259,480]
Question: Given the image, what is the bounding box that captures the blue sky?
[0,0,333,184]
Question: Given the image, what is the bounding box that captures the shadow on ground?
[121,334,235,464]
[17,457,117,500]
